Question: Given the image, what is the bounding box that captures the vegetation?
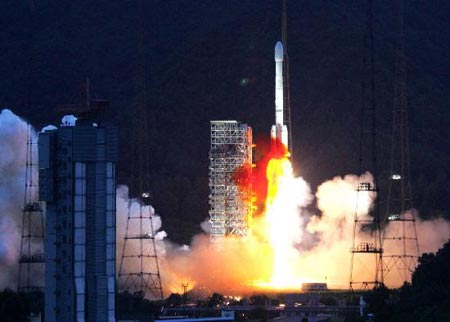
[366,239,450,321]
[116,291,163,321]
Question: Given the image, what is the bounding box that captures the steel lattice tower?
[118,0,163,300]
[382,0,420,286]
[349,0,384,291]
[282,0,293,159]
[209,121,253,245]
[118,197,164,299]
[18,125,45,293]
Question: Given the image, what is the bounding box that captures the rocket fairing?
[271,41,289,149]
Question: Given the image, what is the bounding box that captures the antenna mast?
[282,0,293,160]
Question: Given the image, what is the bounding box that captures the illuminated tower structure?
[39,116,117,322]
[349,0,384,291]
[18,125,45,293]
[209,121,253,244]
[382,0,420,286]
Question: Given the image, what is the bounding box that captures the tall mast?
[282,0,294,160]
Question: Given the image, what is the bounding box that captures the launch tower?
[209,121,253,244]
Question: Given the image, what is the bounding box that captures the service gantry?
[209,121,253,245]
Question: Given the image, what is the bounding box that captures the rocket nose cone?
[275,41,284,62]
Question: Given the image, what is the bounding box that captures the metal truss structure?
[209,121,253,245]
[382,0,419,286]
[118,197,164,300]
[350,0,384,291]
[118,0,163,300]
[18,125,45,293]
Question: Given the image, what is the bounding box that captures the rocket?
[271,41,289,149]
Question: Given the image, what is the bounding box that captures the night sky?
[1,0,449,243]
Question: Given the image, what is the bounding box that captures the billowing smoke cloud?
[116,185,164,245]
[306,174,450,288]
[115,185,171,292]
[293,172,382,288]
[0,109,33,290]
[2,109,449,297]
[415,218,450,253]
[152,170,450,295]
[200,219,211,234]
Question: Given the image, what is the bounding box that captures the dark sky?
[1,0,449,242]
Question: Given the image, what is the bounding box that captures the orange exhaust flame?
[252,138,307,289]
[157,138,450,295]
[236,137,310,290]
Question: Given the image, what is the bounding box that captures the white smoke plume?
[0,109,34,290]
[1,109,450,297]
[301,172,377,288]
[154,173,368,294]
[415,218,450,253]
[200,218,211,234]
[115,185,169,286]
[116,185,164,243]
[156,171,450,294]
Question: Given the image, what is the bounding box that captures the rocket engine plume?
[2,109,450,296]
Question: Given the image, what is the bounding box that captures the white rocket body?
[271,41,289,148]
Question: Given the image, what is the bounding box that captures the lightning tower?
[18,0,45,294]
[118,195,164,299]
[118,0,163,300]
[18,125,45,293]
[382,0,420,286]
[282,0,294,159]
[350,0,384,291]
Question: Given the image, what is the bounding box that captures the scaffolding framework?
[18,125,45,293]
[209,121,253,244]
